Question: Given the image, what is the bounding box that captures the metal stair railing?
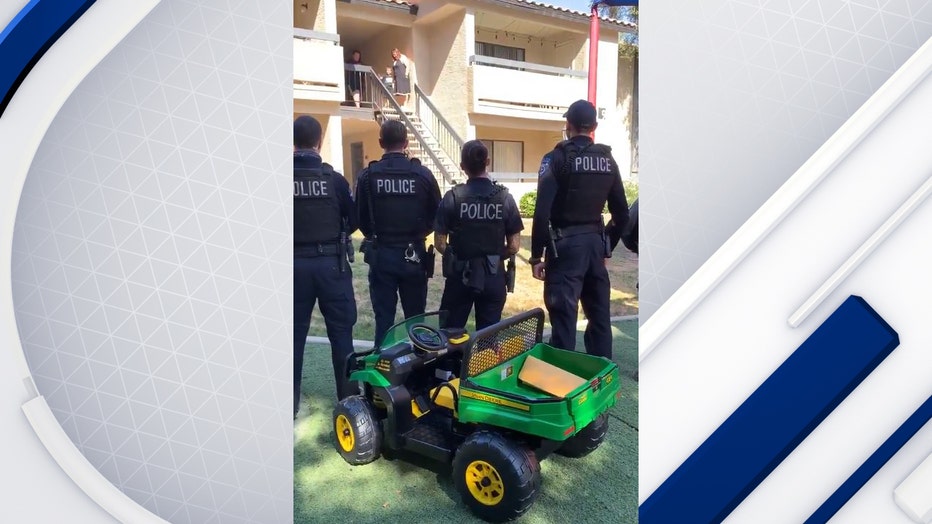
[413,84,464,171]
[346,64,460,189]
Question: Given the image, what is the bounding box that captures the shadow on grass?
[294,320,638,523]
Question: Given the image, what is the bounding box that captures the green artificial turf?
[294,320,638,523]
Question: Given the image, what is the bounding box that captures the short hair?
[460,140,489,177]
[379,120,407,149]
[294,115,322,149]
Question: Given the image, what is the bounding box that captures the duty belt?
[298,242,341,257]
[552,223,602,240]
[375,237,426,249]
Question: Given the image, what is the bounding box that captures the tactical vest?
[448,181,508,260]
[294,163,341,244]
[367,158,424,241]
[552,141,616,226]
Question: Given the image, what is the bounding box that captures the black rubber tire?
[332,395,381,465]
[556,414,609,458]
[452,431,541,522]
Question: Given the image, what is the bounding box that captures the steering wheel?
[408,323,448,353]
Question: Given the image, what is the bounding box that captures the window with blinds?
[480,139,524,173]
[476,42,526,63]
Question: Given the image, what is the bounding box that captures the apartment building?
[293,0,637,197]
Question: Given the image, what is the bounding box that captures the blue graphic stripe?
[0,0,97,116]
[805,394,932,523]
[640,295,899,524]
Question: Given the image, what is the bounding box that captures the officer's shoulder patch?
[538,155,552,177]
[409,157,421,166]
[367,160,379,167]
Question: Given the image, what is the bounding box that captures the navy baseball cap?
[563,99,598,128]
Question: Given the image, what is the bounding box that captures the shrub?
[519,191,537,218]
[624,179,639,206]
[522,180,637,218]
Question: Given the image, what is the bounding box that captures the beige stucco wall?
[294,0,336,32]
[474,125,561,173]
[418,8,469,140]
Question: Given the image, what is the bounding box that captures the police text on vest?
[575,156,612,172]
[460,202,503,220]
[376,178,415,194]
[295,179,329,197]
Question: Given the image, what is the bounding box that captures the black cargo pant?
[368,245,428,347]
[543,232,612,359]
[294,255,357,416]
[440,260,507,331]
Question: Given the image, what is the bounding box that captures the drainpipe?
[587,4,600,106]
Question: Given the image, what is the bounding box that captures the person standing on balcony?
[390,48,412,108]
[529,100,630,359]
[434,141,523,330]
[355,119,441,347]
[293,116,358,419]
[345,49,364,108]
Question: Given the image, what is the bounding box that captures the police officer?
[293,116,358,418]
[435,141,523,330]
[355,119,441,346]
[529,100,630,359]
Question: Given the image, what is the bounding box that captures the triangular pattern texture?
[639,0,932,321]
[10,1,293,522]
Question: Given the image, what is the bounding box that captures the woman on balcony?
[390,48,412,109]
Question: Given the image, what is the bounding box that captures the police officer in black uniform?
[434,140,523,330]
[293,116,358,418]
[530,100,629,359]
[355,119,441,346]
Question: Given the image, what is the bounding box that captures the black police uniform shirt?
[294,150,357,257]
[435,177,524,258]
[530,135,629,261]
[354,152,442,244]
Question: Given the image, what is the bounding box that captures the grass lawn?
[308,221,639,341]
[294,319,638,524]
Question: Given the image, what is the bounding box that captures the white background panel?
[640,71,932,524]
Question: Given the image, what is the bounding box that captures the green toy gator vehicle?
[332,308,620,522]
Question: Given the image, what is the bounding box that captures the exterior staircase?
[379,107,464,193]
[346,64,466,193]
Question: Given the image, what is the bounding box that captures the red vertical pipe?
[588,4,600,104]
[587,4,600,139]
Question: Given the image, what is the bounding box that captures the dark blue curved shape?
[640,296,899,524]
[0,0,97,117]
[805,394,932,523]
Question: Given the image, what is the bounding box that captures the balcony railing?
[469,55,587,116]
[294,29,343,99]
[342,63,392,109]
[294,27,340,44]
[468,55,586,78]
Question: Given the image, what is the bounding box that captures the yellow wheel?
[332,396,381,465]
[335,414,355,453]
[453,431,540,522]
[465,460,505,506]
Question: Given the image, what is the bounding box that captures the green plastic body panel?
[458,343,620,441]
[349,354,390,389]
